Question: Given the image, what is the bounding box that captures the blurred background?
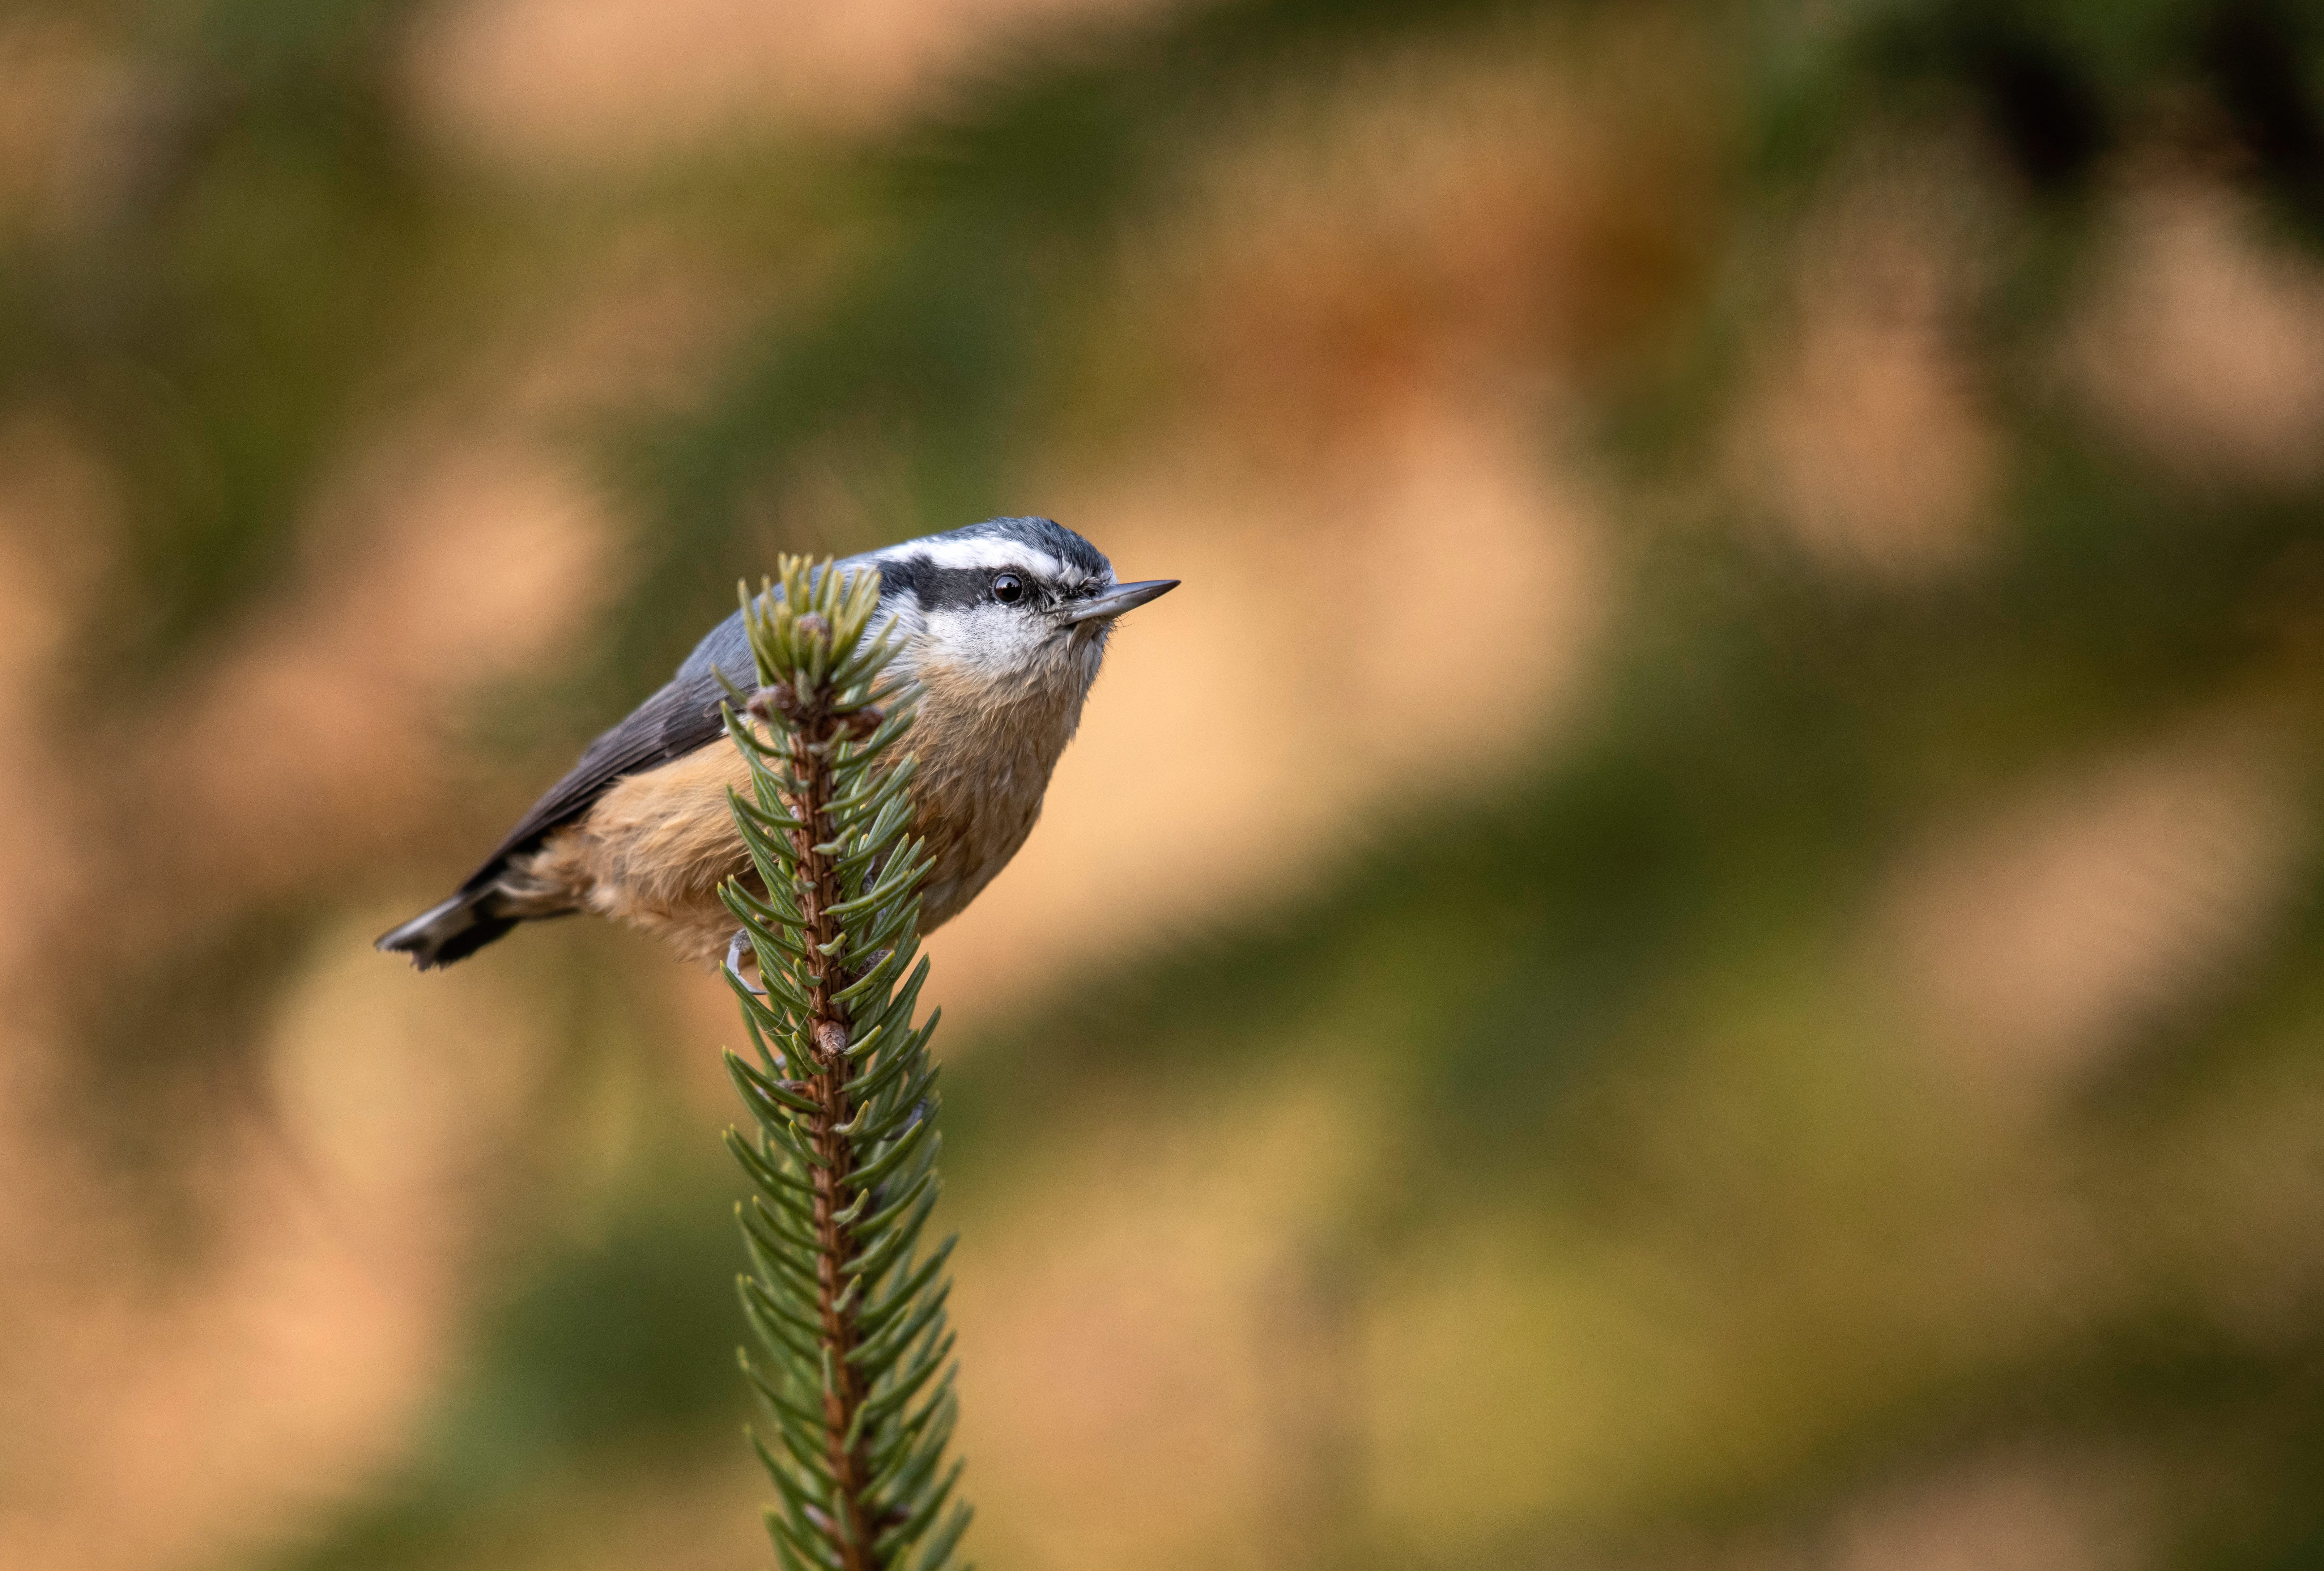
[3,1,2324,1568]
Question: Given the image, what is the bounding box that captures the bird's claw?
[726,928,768,996]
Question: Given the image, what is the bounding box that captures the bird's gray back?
[460,556,899,893]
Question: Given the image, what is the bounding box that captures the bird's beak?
[1060,578,1180,626]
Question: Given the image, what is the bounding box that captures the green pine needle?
[719,555,972,1571]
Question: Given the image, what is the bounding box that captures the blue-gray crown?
[916,516,1109,577]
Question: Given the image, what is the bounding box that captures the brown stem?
[785,699,877,1570]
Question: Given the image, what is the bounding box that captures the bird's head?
[868,517,1177,703]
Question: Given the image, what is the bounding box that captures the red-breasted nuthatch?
[378,516,1177,969]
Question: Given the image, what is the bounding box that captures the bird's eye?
[991,572,1024,604]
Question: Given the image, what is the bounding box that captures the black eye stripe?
[879,558,990,612]
[877,556,1055,613]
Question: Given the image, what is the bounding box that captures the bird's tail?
[375,889,523,970]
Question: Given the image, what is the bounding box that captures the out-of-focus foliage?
[3,2,2324,1570]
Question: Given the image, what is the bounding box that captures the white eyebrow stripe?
[901,538,1068,578]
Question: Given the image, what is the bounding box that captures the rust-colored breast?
[501,651,1090,966]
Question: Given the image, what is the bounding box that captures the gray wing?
[458,607,757,890]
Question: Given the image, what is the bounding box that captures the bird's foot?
[725,928,768,996]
